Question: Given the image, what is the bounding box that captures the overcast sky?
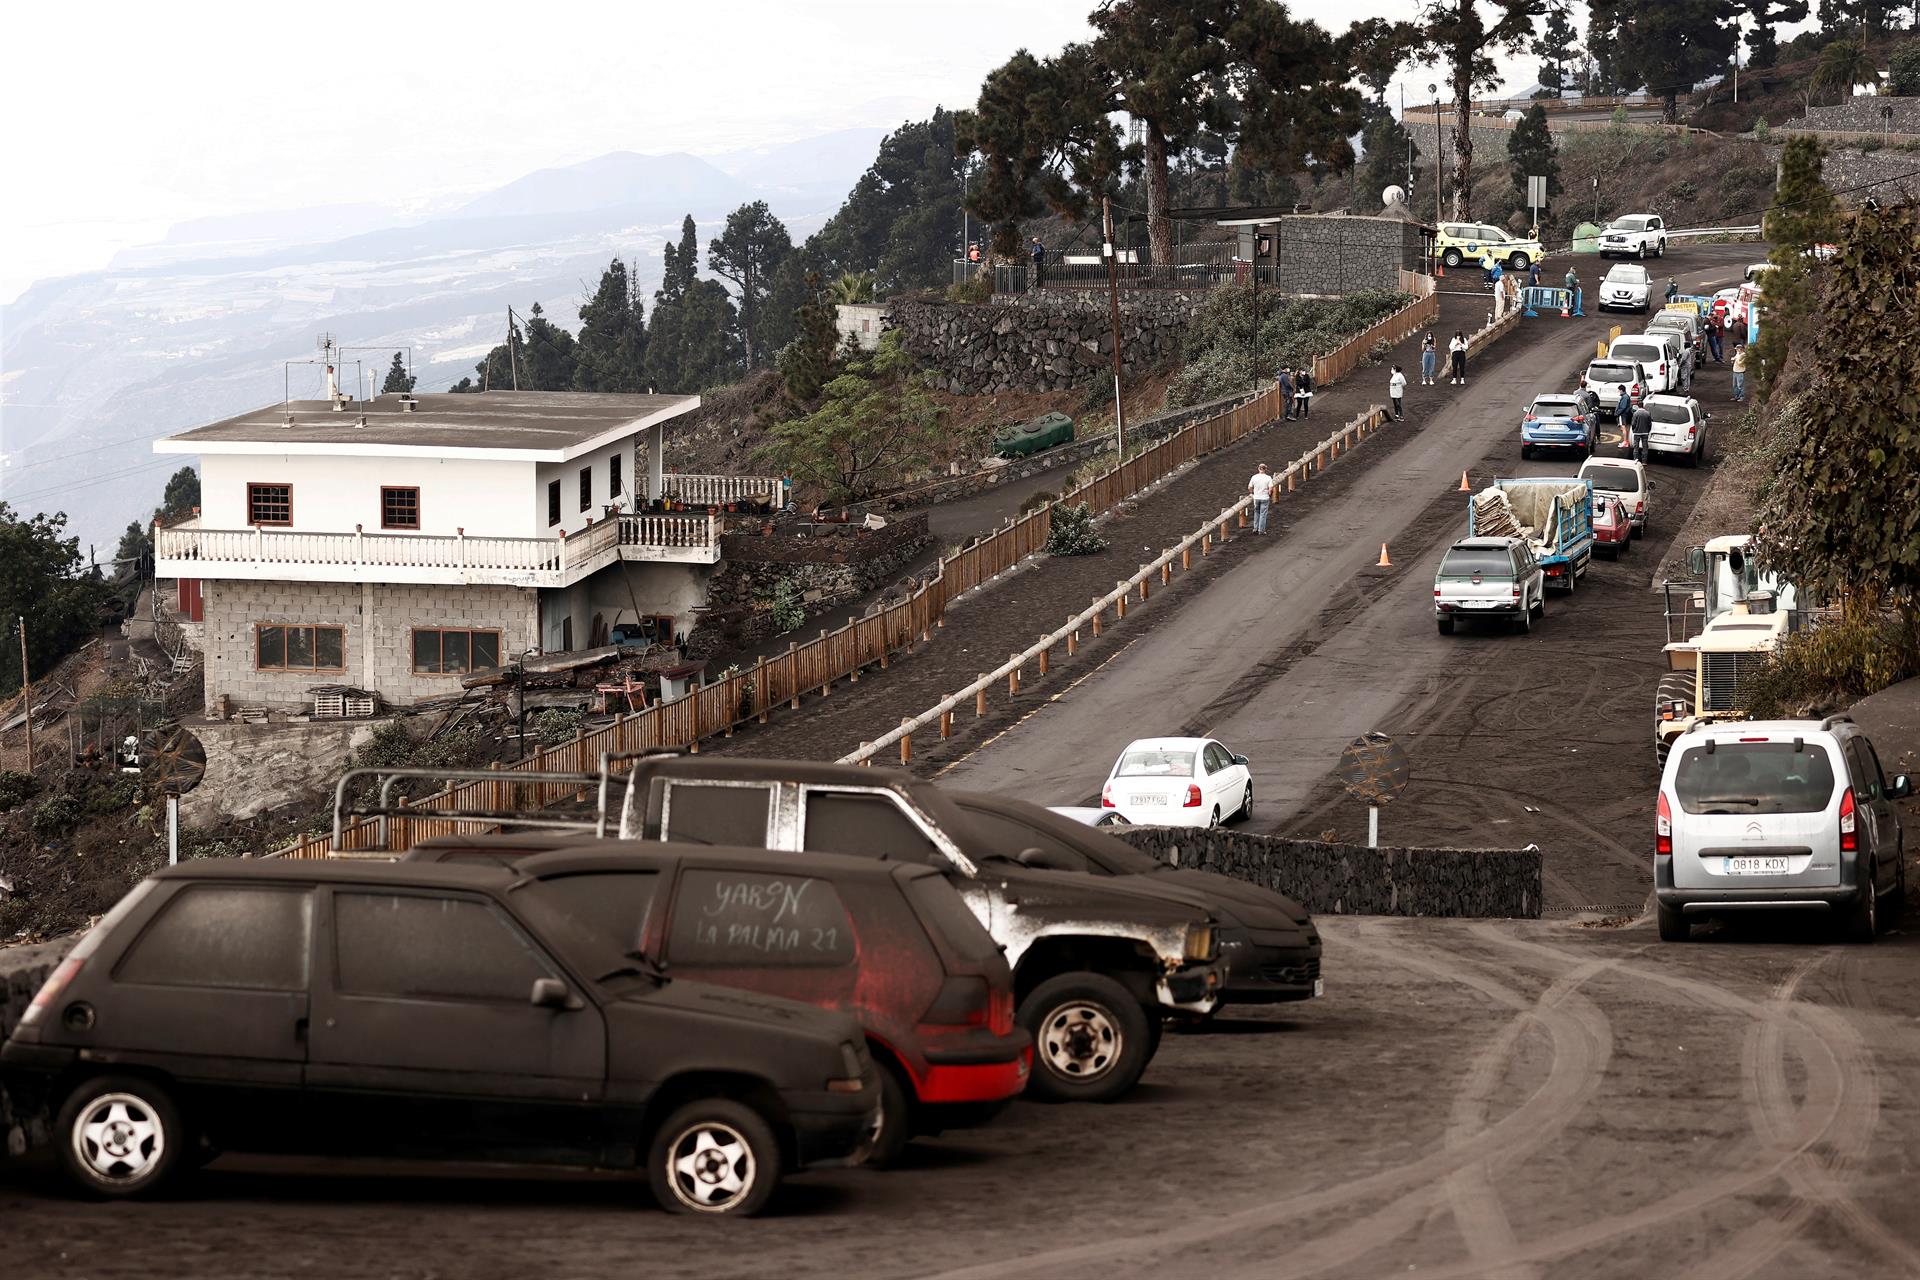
[3,0,1598,302]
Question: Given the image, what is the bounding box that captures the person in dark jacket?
[1029,237,1046,290]
[1615,386,1633,429]
[1293,367,1314,418]
[1278,367,1296,420]
[1629,404,1653,463]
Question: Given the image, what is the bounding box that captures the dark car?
[1,860,877,1215]
[606,757,1224,1103]
[405,841,1030,1163]
[950,793,1322,1006]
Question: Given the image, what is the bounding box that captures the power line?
[4,457,182,509]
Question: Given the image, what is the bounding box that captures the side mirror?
[1016,846,1090,874]
[1686,546,1707,577]
[1231,754,1249,766]
[530,977,574,1010]
[1890,775,1912,800]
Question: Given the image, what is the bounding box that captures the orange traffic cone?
[1435,260,1445,278]
[1376,542,1392,567]
[1458,470,1471,491]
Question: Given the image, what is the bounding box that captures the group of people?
[1275,367,1316,419]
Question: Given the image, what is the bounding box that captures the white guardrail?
[841,404,1393,766]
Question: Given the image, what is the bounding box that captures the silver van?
[1655,716,1909,941]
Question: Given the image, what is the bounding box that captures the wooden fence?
[1312,286,1440,388]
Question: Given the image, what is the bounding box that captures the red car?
[1592,490,1632,558]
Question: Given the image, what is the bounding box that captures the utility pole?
[16,617,31,769]
[1429,85,1444,229]
[1102,195,1127,455]
[1402,83,1413,198]
[507,306,521,391]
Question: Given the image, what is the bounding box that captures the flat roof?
[155,390,702,462]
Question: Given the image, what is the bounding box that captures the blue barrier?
[1522,287,1577,318]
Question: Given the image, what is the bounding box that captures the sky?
[3,0,1621,303]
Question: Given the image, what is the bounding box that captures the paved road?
[941,246,1755,902]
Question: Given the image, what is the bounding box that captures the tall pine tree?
[1414,1,1548,220]
[380,351,416,394]
[1534,3,1579,94]
[573,258,648,392]
[520,303,578,390]
[1591,0,1738,122]
[1507,105,1560,227]
[708,201,792,371]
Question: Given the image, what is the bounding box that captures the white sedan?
[1101,737,1253,828]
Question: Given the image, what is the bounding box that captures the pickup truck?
[1598,214,1668,259]
[1468,476,1594,594]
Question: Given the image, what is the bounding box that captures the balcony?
[637,472,786,510]
[155,512,720,587]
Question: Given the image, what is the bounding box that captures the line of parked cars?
[1,753,1323,1217]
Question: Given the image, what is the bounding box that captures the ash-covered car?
[1,860,878,1215]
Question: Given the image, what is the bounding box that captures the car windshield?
[1674,743,1837,815]
[1530,399,1579,417]
[1609,217,1652,231]
[1114,748,1194,777]
[1583,465,1639,492]
[1647,402,1693,424]
[1440,548,1513,576]
[1605,266,1649,284]
[1589,363,1637,382]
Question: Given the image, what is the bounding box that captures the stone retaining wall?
[1780,100,1920,135]
[889,293,1206,395]
[1115,827,1542,918]
[2,938,75,1160]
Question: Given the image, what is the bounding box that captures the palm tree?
[1814,38,1875,106]
[826,272,875,305]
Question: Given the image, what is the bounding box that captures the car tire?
[1437,618,1455,635]
[1510,252,1529,272]
[649,1098,783,1216]
[1208,805,1221,829]
[1521,444,1534,460]
[1843,865,1880,944]
[866,1059,914,1168]
[1234,783,1253,823]
[1020,972,1153,1103]
[1657,900,1690,941]
[1637,244,1647,260]
[55,1076,187,1199]
[1518,602,1532,634]
[1443,248,1462,268]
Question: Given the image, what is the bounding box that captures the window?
[412,627,501,675]
[116,885,310,991]
[256,624,345,672]
[1439,549,1516,576]
[548,479,561,527]
[1114,747,1196,778]
[609,454,623,499]
[334,892,555,1002]
[669,869,856,968]
[380,486,420,530]
[247,483,292,526]
[800,790,944,866]
[1673,743,1837,816]
[902,873,998,962]
[579,466,592,513]
[661,781,774,847]
[523,871,659,957]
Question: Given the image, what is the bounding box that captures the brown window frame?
[380,486,421,530]
[579,465,592,513]
[547,479,561,527]
[609,454,623,499]
[255,624,346,673]
[411,627,504,676]
[247,482,293,527]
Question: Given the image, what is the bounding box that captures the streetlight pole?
[16,617,31,770]
[1429,84,1443,229]
[1402,83,1413,199]
[1102,195,1127,455]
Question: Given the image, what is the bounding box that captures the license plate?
[1722,856,1790,876]
[1313,978,1324,998]
[1131,794,1167,806]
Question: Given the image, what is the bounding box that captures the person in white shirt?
[1389,365,1407,420]
[1448,332,1468,384]
[1247,463,1276,534]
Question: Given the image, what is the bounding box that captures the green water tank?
[993,411,1075,458]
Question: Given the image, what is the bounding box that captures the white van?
[1607,335,1684,395]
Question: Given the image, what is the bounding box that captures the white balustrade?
[639,473,785,508]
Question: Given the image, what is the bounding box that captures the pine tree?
[1506,104,1560,225]
[159,466,200,518]
[708,201,793,371]
[114,520,152,572]
[520,303,578,390]
[778,272,839,404]
[1534,3,1579,94]
[657,216,699,308]
[380,351,415,394]
[1590,0,1738,123]
[1738,0,1810,73]
[1413,1,1548,221]
[1356,106,1418,210]
[573,258,648,392]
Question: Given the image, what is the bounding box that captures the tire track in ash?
[916,921,1615,1280]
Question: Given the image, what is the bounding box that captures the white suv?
[1598,263,1651,312]
[1656,717,1909,941]
[1599,214,1667,259]
[1607,335,1684,395]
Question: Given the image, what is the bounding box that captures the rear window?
[902,873,998,964]
[116,884,311,992]
[1583,465,1639,492]
[1588,363,1636,382]
[1439,548,1514,576]
[1529,399,1579,417]
[669,869,856,968]
[1674,743,1838,815]
[1647,402,1693,424]
[1610,340,1662,361]
[1114,747,1194,778]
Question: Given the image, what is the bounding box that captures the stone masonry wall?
[1116,827,1542,919]
[201,580,539,714]
[686,515,934,660]
[889,292,1207,396]
[1274,216,1424,295]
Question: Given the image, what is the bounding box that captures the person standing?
[1705,311,1724,363]
[1448,332,1468,384]
[1389,365,1407,420]
[1420,332,1437,385]
[1294,367,1314,418]
[1247,463,1276,534]
[1489,258,1504,296]
[1029,236,1046,291]
[1615,385,1633,431]
[1665,275,1679,303]
[1278,366,1296,420]
[1629,402,1653,463]
[1528,259,1541,290]
[1481,251,1497,291]
[1731,343,1748,401]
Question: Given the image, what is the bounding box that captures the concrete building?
[1211,209,1431,295]
[833,302,891,352]
[154,387,784,715]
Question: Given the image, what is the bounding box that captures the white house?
[153,387,783,715]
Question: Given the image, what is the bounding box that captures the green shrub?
[1741,614,1920,720]
[1045,502,1107,556]
[1669,179,1698,202]
[532,708,585,746]
[30,792,82,841]
[1752,118,1771,143]
[1889,39,1920,95]
[0,770,37,812]
[763,576,806,634]
[82,777,139,817]
[945,274,991,305]
[1167,287,1409,409]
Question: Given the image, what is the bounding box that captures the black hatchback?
[1,860,878,1216]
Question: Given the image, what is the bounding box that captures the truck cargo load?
[1470,477,1594,592]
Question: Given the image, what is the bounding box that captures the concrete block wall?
[201,579,538,713]
[1274,217,1425,295]
[1115,827,1542,918]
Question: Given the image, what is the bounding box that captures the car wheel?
[865,1059,914,1168]
[1518,602,1532,634]
[1657,241,1666,258]
[1019,972,1153,1103]
[1521,443,1534,460]
[1564,567,1577,595]
[1510,252,1529,272]
[1843,863,1880,944]
[1208,805,1221,829]
[1234,783,1253,823]
[1437,618,1455,635]
[55,1076,186,1199]
[1637,243,1647,260]
[1442,248,1462,268]
[1657,900,1690,941]
[649,1098,782,1216]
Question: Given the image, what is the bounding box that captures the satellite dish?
[1381,184,1406,208]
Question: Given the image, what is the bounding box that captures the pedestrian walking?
[1615,386,1633,429]
[1448,332,1468,384]
[1629,403,1653,463]
[1029,236,1046,290]
[1705,312,1724,363]
[1420,332,1437,385]
[1665,275,1679,303]
[1247,463,1276,534]
[1389,365,1407,420]
[1731,343,1747,401]
[967,242,982,264]
[1278,366,1296,420]
[1563,266,1578,295]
